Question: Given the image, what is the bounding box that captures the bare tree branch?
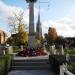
[8,10,28,34]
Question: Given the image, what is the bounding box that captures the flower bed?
[17,48,47,57]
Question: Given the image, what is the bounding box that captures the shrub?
[0,57,6,75]
[4,54,12,72]
[0,54,12,75]
[49,55,66,75]
[68,62,75,74]
[49,55,60,75]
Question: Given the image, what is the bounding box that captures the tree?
[55,36,64,45]
[6,32,28,46]
[35,32,41,47]
[44,33,48,40]
[6,37,13,45]
[48,27,57,43]
[7,10,29,46]
[18,24,25,33]
[20,32,28,45]
[8,10,28,34]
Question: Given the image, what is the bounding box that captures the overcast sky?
[0,0,75,37]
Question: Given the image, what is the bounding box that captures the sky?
[0,0,75,37]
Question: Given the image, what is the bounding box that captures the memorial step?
[11,58,50,70]
[12,59,49,62]
[12,62,49,66]
[12,65,50,70]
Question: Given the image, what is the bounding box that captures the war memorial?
[0,0,75,75]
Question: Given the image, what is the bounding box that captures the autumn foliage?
[48,27,57,42]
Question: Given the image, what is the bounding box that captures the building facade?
[0,30,7,44]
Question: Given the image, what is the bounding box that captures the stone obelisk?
[26,0,37,48]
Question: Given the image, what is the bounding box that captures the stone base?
[28,35,36,48]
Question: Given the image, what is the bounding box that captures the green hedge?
[49,55,75,74]
[5,54,12,72]
[0,54,12,75]
[49,56,60,75]
[49,55,67,75]
[0,57,6,75]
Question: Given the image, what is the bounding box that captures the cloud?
[41,7,75,37]
[0,0,38,34]
[0,1,38,23]
[0,0,26,27]
[0,0,75,37]
[42,17,75,37]
[0,1,24,17]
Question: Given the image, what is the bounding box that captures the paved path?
[8,70,55,75]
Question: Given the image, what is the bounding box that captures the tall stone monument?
[26,0,37,48]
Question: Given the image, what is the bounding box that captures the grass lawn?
[64,48,75,55]
[13,48,21,53]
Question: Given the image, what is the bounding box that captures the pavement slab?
[8,70,55,75]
